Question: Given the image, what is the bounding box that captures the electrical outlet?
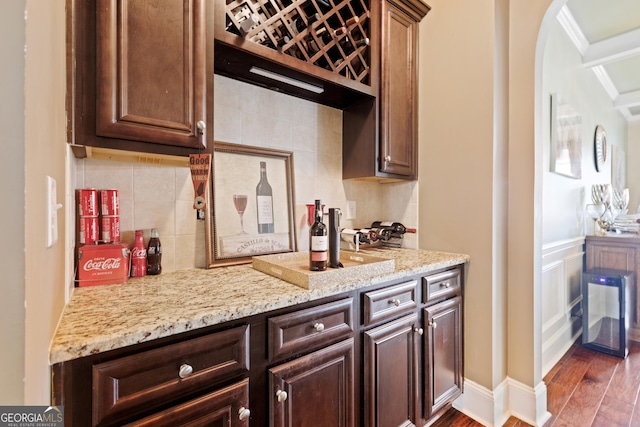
[346,200,356,220]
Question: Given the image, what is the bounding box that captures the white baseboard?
[454,377,552,426]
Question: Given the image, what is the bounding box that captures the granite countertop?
[49,248,470,365]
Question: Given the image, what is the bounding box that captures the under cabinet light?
[249,66,324,94]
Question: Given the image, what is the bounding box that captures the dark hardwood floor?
[430,339,640,427]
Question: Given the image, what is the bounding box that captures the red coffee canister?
[101,215,121,243]
[100,189,120,216]
[79,216,99,245]
[77,189,98,217]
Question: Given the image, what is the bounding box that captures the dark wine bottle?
[371,221,407,234]
[256,162,274,234]
[309,199,328,271]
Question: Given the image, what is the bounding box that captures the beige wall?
[418,0,562,395]
[23,0,67,403]
[418,0,500,390]
[0,0,26,405]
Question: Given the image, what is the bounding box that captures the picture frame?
[206,141,297,268]
[550,93,582,179]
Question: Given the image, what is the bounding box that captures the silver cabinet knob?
[428,320,437,329]
[276,389,288,402]
[196,120,206,131]
[313,322,325,333]
[440,282,451,288]
[414,327,424,335]
[178,363,193,379]
[238,407,251,421]
[389,299,401,307]
[385,155,391,162]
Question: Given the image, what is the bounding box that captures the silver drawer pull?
[440,282,451,288]
[389,299,401,307]
[313,322,325,333]
[238,406,251,421]
[428,320,437,329]
[414,327,424,335]
[276,389,288,402]
[178,363,193,379]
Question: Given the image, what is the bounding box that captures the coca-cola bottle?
[146,228,162,275]
[131,229,147,277]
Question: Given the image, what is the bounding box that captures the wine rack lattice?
[224,0,371,86]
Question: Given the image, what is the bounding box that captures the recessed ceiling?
[561,0,640,121]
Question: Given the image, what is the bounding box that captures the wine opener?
[328,208,343,268]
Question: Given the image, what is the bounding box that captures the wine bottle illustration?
[256,161,274,233]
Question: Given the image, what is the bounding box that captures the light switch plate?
[47,176,62,248]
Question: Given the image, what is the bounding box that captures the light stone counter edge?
[50,248,470,364]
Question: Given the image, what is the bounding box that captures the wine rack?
[223,0,371,86]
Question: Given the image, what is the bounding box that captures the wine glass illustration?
[233,194,248,234]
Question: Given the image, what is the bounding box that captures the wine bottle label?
[311,235,328,251]
[381,221,393,227]
[311,250,327,262]
[257,195,274,224]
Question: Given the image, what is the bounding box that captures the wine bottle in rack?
[256,162,274,234]
[371,221,407,235]
[315,0,331,11]
[345,16,359,26]
[240,14,260,34]
[309,199,328,271]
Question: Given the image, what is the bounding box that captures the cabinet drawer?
[363,280,417,326]
[268,298,354,361]
[93,325,249,426]
[423,268,461,303]
[124,378,250,427]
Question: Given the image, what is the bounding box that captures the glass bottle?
[131,230,147,277]
[309,199,328,271]
[146,228,162,275]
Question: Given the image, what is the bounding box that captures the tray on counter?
[252,251,395,290]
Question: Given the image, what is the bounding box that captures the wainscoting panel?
[541,237,585,376]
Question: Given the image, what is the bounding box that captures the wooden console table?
[585,234,640,342]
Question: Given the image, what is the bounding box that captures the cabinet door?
[364,313,420,427]
[423,296,463,419]
[124,378,250,427]
[379,0,418,178]
[269,338,355,427]
[96,0,207,149]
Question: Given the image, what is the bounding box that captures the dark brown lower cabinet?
[268,338,355,427]
[123,379,250,427]
[53,265,465,427]
[364,313,420,427]
[424,296,463,419]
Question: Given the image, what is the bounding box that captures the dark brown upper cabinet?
[67,0,214,156]
[343,0,429,181]
[213,0,379,109]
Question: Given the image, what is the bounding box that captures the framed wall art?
[550,94,582,179]
[206,141,297,267]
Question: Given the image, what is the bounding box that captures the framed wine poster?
[207,141,297,267]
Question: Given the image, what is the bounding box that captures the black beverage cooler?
[582,268,633,358]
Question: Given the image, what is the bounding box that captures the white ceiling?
[561,0,640,121]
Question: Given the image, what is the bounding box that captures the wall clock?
[594,125,607,172]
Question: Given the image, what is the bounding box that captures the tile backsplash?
[73,75,418,273]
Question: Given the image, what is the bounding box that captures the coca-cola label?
[83,257,121,271]
[132,247,147,258]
